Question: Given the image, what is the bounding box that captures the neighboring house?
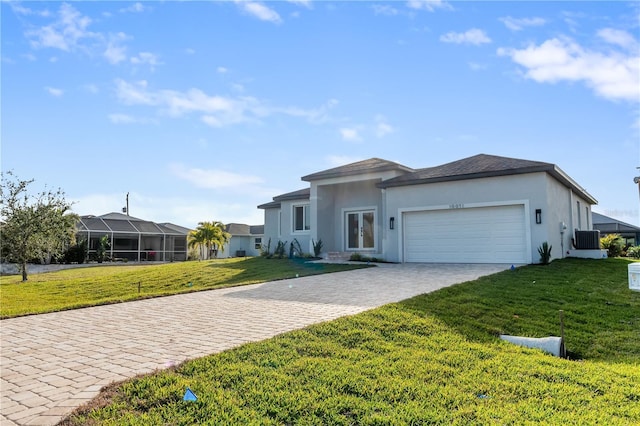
[221,223,265,258]
[76,212,190,261]
[258,154,598,264]
[593,212,640,247]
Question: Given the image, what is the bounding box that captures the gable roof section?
[377,154,597,204]
[226,223,265,236]
[301,158,414,182]
[258,188,310,209]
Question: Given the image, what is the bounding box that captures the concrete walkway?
[1,263,509,425]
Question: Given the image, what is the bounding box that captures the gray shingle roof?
[301,158,414,181]
[225,223,264,236]
[377,154,597,204]
[378,154,552,186]
[258,188,310,209]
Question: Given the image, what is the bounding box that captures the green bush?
[274,240,288,259]
[600,234,623,257]
[626,245,640,259]
[312,238,323,257]
[63,240,88,264]
[537,241,552,264]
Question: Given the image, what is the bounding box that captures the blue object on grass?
[183,387,197,401]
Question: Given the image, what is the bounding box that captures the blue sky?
[2,1,639,229]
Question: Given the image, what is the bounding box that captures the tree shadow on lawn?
[396,258,640,365]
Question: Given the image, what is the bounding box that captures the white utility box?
[628,263,640,291]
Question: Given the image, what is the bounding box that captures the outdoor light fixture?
[390,217,395,230]
[535,209,542,224]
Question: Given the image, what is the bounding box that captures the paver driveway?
[1,263,509,425]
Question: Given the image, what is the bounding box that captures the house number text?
[449,203,465,209]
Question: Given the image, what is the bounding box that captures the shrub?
[63,239,88,264]
[274,240,288,259]
[260,238,272,257]
[96,235,110,263]
[312,239,323,257]
[627,245,640,259]
[349,253,363,261]
[291,238,304,257]
[538,241,552,265]
[600,234,624,257]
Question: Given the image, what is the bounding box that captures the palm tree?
[188,221,231,260]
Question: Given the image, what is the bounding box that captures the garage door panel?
[403,205,527,264]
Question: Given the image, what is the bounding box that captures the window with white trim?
[254,237,262,250]
[293,204,310,232]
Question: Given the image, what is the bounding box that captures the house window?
[293,204,310,232]
[577,201,582,229]
[254,237,262,250]
[585,206,590,229]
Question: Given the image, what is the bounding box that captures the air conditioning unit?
[574,230,601,249]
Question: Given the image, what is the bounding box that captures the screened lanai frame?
[76,214,190,262]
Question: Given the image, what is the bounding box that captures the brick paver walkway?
[0,263,509,425]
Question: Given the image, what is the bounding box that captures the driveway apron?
[1,263,508,425]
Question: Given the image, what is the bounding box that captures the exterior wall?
[313,179,384,256]
[384,173,552,263]
[262,208,282,253]
[222,236,262,257]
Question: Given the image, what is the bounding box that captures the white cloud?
[406,0,451,12]
[185,48,196,55]
[468,62,488,71]
[22,53,37,61]
[340,127,362,142]
[23,3,141,67]
[107,113,157,124]
[236,1,282,24]
[598,28,639,51]
[45,86,63,97]
[83,84,99,94]
[372,5,399,16]
[26,3,96,51]
[440,28,491,45]
[375,115,394,138]
[131,52,162,70]
[217,66,228,74]
[169,163,264,190]
[120,3,149,13]
[497,35,640,103]
[287,0,312,8]
[114,79,336,127]
[499,16,546,31]
[10,3,50,17]
[104,33,128,64]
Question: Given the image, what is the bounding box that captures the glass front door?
[346,211,375,250]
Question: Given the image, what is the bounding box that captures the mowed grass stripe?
[0,257,368,318]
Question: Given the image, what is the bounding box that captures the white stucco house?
[258,154,599,264]
[219,223,264,258]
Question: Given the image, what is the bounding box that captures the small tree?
[187,221,231,260]
[96,234,110,263]
[1,172,77,281]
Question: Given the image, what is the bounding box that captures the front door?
[346,211,375,250]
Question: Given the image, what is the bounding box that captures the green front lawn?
[0,257,367,318]
[62,258,640,425]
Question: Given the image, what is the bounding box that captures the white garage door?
[403,205,527,263]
